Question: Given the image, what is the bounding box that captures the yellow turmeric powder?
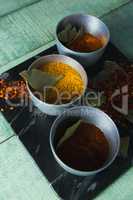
[40,62,84,104]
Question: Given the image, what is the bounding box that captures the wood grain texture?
[0,0,41,17]
[94,167,133,200]
[0,136,59,200]
[0,0,130,73]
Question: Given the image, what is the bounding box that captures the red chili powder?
[57,121,109,171]
[69,33,104,52]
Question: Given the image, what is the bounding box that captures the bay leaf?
[58,29,68,44]
[58,23,84,45]
[20,70,31,81]
[57,120,82,148]
[76,26,84,39]
[20,69,63,91]
[67,26,77,43]
[64,23,73,31]
[58,23,73,44]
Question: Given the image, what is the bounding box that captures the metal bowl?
[50,106,120,176]
[56,14,110,67]
[27,55,88,116]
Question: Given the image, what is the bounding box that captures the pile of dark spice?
[57,121,109,171]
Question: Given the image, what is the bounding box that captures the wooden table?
[0,0,133,199]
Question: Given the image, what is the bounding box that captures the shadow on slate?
[1,44,133,200]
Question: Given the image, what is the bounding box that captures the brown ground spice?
[69,33,104,52]
[57,121,109,171]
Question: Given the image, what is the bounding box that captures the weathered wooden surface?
[0,112,15,143]
[0,0,130,74]
[0,136,59,200]
[0,0,40,17]
[94,167,133,200]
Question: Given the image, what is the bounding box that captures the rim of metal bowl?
[27,54,88,108]
[55,13,110,55]
[50,106,120,176]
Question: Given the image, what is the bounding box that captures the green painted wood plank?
[0,112,15,143]
[0,0,41,17]
[94,167,133,200]
[0,0,130,74]
[0,136,59,200]
[102,1,133,61]
[0,40,55,75]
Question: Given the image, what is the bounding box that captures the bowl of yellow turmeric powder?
[56,14,110,67]
[26,54,88,115]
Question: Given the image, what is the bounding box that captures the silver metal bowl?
[56,14,110,67]
[27,55,88,116]
[50,106,120,176]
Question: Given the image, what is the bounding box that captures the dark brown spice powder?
[57,121,109,171]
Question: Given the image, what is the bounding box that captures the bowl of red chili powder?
[56,14,110,67]
[50,106,120,176]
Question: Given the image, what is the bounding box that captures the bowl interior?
[28,54,88,103]
[56,14,110,48]
[50,106,120,174]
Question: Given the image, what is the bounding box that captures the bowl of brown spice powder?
[50,106,120,176]
[56,14,110,67]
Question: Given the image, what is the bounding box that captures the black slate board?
[1,44,133,200]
